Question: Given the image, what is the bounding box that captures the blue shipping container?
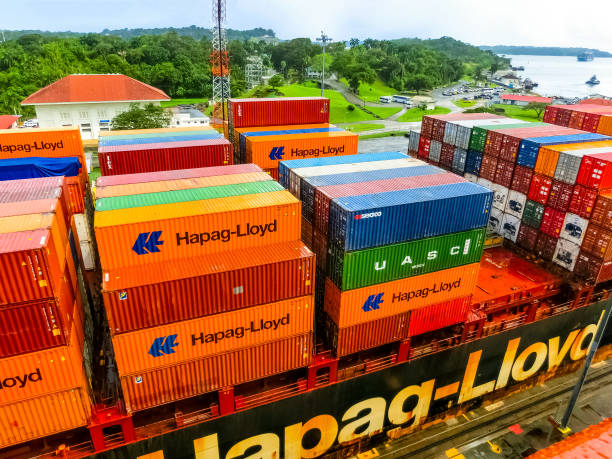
[328,182,493,251]
[301,165,442,223]
[465,150,483,176]
[99,133,222,147]
[278,152,408,187]
[517,133,611,168]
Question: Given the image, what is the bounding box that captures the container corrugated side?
[328,182,492,252]
[569,185,598,219]
[522,200,545,228]
[311,169,460,232]
[581,223,612,261]
[324,263,480,327]
[328,228,485,291]
[96,171,273,199]
[99,132,221,147]
[591,192,612,228]
[511,166,533,195]
[540,207,566,238]
[408,296,471,336]
[99,128,218,142]
[469,121,532,152]
[96,164,261,188]
[120,333,312,412]
[534,140,612,178]
[112,295,314,375]
[546,180,573,212]
[94,191,301,270]
[327,311,410,357]
[96,181,284,211]
[228,97,330,128]
[0,176,66,203]
[518,133,611,168]
[100,126,215,137]
[0,386,91,449]
[103,242,314,334]
[577,151,612,190]
[574,250,612,283]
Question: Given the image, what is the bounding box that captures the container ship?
[1,99,612,459]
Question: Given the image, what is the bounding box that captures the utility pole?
[211,0,230,125]
[316,31,332,97]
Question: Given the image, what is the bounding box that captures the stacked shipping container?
[415,113,612,282]
[94,164,314,412]
[543,104,612,134]
[226,97,358,178]
[279,152,492,356]
[97,127,232,176]
[0,177,91,449]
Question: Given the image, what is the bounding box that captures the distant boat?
[578,51,594,61]
[586,75,600,85]
[511,65,525,71]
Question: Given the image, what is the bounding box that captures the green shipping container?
[95,180,284,211]
[522,200,545,228]
[327,228,486,291]
[468,122,546,152]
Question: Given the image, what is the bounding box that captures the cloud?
[2,0,612,50]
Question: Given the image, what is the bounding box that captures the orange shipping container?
[94,191,301,270]
[112,295,314,375]
[324,263,480,328]
[597,115,612,135]
[246,131,358,169]
[0,315,85,404]
[121,333,312,412]
[96,171,273,199]
[0,387,91,449]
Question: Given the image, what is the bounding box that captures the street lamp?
[316,31,332,97]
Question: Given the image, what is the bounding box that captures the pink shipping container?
[327,312,410,357]
[98,139,233,176]
[547,180,574,212]
[102,242,314,334]
[96,164,261,188]
[120,333,312,412]
[540,207,566,238]
[408,296,472,336]
[0,177,65,203]
[227,97,330,128]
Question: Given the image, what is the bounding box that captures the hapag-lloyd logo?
[0,140,64,154]
[0,369,42,390]
[391,279,462,303]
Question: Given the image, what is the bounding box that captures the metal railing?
[235,381,307,411]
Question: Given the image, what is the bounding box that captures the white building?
[170,107,210,127]
[21,74,170,140]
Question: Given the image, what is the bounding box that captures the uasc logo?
[148,334,179,357]
[132,231,164,255]
[269,146,285,160]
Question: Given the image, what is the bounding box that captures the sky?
[2,0,612,50]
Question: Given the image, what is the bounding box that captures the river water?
[505,55,612,98]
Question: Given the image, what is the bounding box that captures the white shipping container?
[560,213,589,245]
[464,173,479,183]
[490,183,509,212]
[443,122,459,145]
[488,207,504,234]
[501,213,521,242]
[429,140,442,162]
[553,238,581,271]
[505,190,527,219]
[477,177,493,190]
[554,146,612,185]
[454,118,524,150]
[408,130,420,153]
[452,148,467,172]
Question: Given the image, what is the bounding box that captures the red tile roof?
[0,115,20,129]
[22,74,170,105]
[501,94,553,103]
[579,98,612,106]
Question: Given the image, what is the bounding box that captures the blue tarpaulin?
[0,156,81,181]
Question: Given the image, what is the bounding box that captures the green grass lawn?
[161,98,208,108]
[492,104,543,122]
[453,100,477,108]
[396,106,451,122]
[360,131,410,140]
[367,106,402,118]
[89,167,101,186]
[340,77,397,102]
[277,83,377,123]
[343,123,385,133]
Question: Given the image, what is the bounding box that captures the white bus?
[379,96,393,103]
[392,95,411,105]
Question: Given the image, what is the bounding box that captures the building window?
[97,110,107,118]
[80,123,92,134]
[79,111,89,119]
[60,112,71,120]
[99,120,111,131]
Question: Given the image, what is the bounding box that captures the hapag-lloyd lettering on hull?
[0,140,64,154]
[131,310,605,459]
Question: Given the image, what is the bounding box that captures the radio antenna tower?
[211,0,230,125]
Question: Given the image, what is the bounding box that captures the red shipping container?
[64,176,85,214]
[516,224,539,251]
[408,296,471,336]
[263,167,279,181]
[479,155,498,181]
[102,242,314,334]
[98,139,233,176]
[301,217,313,248]
[577,151,612,190]
[574,250,612,283]
[568,110,586,130]
[498,134,524,162]
[583,113,602,133]
[421,116,434,138]
[418,136,431,159]
[543,106,558,124]
[528,174,553,204]
[439,143,455,168]
[431,119,446,142]
[511,165,534,195]
[312,173,466,235]
[547,180,574,211]
[569,185,598,219]
[311,227,328,271]
[484,130,504,157]
[581,223,612,260]
[540,207,566,238]
[556,108,572,126]
[327,312,409,357]
[227,97,330,128]
[591,192,612,228]
[535,232,558,260]
[0,275,74,358]
[494,159,514,188]
[121,333,312,412]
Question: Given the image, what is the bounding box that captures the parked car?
[379,96,392,103]
[22,119,39,128]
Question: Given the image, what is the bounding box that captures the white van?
[379,96,393,103]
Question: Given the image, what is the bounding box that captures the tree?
[405,74,433,93]
[268,74,284,89]
[523,102,549,120]
[349,38,360,48]
[112,103,171,130]
[345,64,376,93]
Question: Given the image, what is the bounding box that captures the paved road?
[358,135,410,154]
